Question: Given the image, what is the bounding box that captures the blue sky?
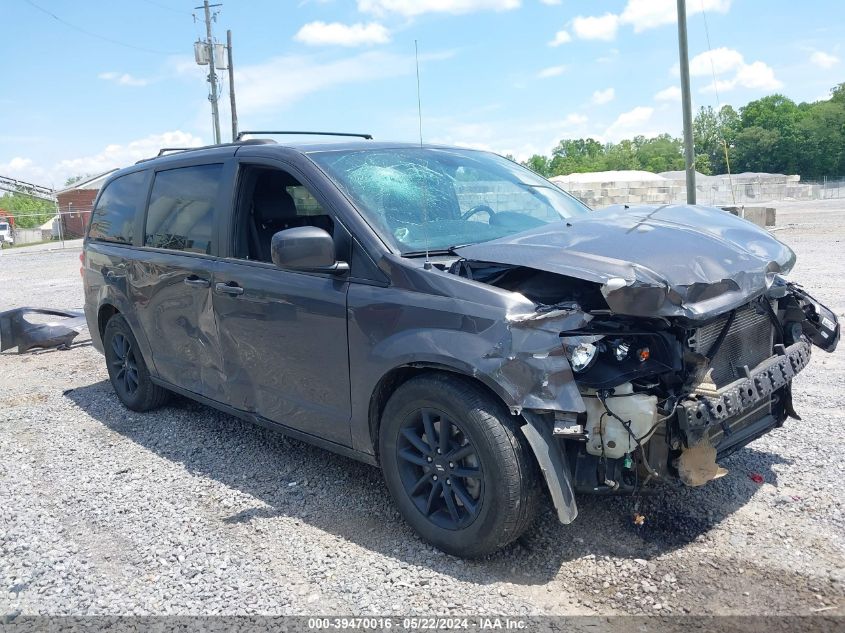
[1,0,842,187]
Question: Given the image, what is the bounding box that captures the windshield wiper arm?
[402,249,453,258]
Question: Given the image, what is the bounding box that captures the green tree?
[633,134,685,173]
[830,82,845,104]
[695,154,712,175]
[738,94,801,172]
[794,100,845,178]
[0,192,55,229]
[604,140,640,170]
[550,138,606,175]
[732,126,781,173]
[523,154,551,176]
[693,106,722,173]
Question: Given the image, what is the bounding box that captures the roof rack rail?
[135,139,277,163]
[236,130,374,141]
[156,139,276,157]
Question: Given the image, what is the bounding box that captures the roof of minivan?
[138,140,486,163]
[288,141,478,153]
[118,141,497,180]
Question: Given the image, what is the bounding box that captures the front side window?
[145,164,223,254]
[310,148,591,255]
[88,170,147,244]
[232,166,335,262]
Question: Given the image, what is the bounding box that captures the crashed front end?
[450,205,839,523]
[555,282,838,496]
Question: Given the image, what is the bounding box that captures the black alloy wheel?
[109,332,139,399]
[103,314,169,412]
[380,373,541,558]
[396,408,483,530]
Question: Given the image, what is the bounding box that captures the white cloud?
[701,78,736,93]
[687,47,782,94]
[572,13,619,41]
[56,131,204,178]
[294,21,390,46]
[548,29,571,46]
[620,0,731,32]
[591,87,615,105]
[604,106,656,141]
[98,71,150,87]
[537,65,566,78]
[571,0,731,41]
[357,0,520,17]
[539,0,561,4]
[0,131,205,187]
[0,157,38,178]
[688,46,783,92]
[732,61,782,90]
[689,47,744,76]
[654,85,682,101]
[234,50,452,115]
[810,50,840,69]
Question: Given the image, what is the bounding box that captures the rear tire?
[379,373,540,558]
[103,314,169,412]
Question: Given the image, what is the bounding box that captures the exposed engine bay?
[446,254,839,519]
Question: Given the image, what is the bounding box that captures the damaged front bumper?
[678,339,812,446]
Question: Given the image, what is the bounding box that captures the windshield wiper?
[403,242,486,258]
[402,249,453,258]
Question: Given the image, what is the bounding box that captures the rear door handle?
[215,282,244,296]
[184,276,210,288]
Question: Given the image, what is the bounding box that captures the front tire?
[379,373,540,558]
[103,314,169,412]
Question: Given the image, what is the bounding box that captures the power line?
[22,0,180,55]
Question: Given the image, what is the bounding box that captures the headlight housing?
[563,336,602,372]
[561,331,679,388]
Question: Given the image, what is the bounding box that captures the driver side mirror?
[270,226,349,274]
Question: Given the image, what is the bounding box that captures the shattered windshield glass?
[310,147,591,255]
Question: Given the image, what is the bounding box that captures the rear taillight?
[79,252,84,277]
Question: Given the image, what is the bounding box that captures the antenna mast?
[415,40,432,271]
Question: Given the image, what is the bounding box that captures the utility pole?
[227,29,238,142]
[676,0,696,204]
[195,1,222,144]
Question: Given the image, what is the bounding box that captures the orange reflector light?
[637,347,650,362]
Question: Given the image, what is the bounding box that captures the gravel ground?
[1,201,843,617]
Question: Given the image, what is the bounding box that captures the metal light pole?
[677,0,696,204]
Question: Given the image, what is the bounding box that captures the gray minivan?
[83,136,838,557]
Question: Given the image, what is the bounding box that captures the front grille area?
[691,301,775,387]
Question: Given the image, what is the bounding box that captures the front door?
[212,162,352,445]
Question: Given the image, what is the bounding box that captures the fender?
[521,411,578,524]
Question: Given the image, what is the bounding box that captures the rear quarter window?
[88,171,148,244]
[144,164,223,255]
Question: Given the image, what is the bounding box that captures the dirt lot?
[1,201,843,617]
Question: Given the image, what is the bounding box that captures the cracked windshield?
[311,148,591,254]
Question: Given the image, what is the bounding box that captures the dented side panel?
[347,261,591,455]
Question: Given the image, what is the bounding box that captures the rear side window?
[144,164,223,254]
[88,171,147,244]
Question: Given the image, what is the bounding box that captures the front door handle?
[215,282,244,296]
[184,276,210,288]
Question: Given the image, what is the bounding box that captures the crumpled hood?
[454,204,796,320]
